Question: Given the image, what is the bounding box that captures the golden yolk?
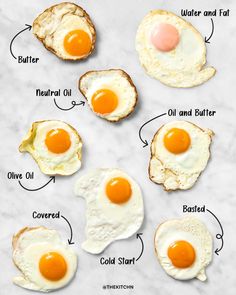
[45,128,71,154]
[64,29,92,56]
[164,128,191,154]
[39,252,67,281]
[91,89,118,114]
[106,177,132,204]
[168,240,196,268]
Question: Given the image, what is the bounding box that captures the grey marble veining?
[0,0,236,294]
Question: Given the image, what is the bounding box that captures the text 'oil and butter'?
[167,108,216,117]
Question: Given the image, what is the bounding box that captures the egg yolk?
[106,177,132,204]
[168,240,196,268]
[64,29,92,56]
[164,128,191,154]
[151,23,180,52]
[39,252,67,281]
[91,89,118,114]
[45,128,71,154]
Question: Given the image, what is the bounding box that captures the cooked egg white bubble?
[79,70,137,122]
[19,120,82,176]
[13,227,77,292]
[74,168,144,254]
[154,216,213,281]
[136,10,216,87]
[33,2,95,60]
[149,121,213,190]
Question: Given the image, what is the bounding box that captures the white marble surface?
[1,0,236,294]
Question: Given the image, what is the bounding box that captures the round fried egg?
[136,10,216,87]
[149,121,213,191]
[154,216,213,281]
[79,69,138,122]
[33,2,96,60]
[19,120,82,176]
[12,227,77,292]
[74,168,144,254]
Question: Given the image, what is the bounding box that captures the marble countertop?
[1,0,236,294]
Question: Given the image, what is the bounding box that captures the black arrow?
[54,98,85,111]
[205,18,214,44]
[18,176,55,192]
[206,208,224,255]
[61,215,75,245]
[10,24,32,59]
[139,113,167,147]
[136,233,144,261]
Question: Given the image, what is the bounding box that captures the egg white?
[154,216,213,281]
[74,168,144,254]
[149,121,213,190]
[13,228,77,292]
[136,10,216,87]
[19,120,82,176]
[79,70,137,122]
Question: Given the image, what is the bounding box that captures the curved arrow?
[54,98,85,111]
[10,24,32,59]
[206,208,224,255]
[139,113,167,147]
[18,176,55,192]
[61,215,75,245]
[205,18,214,44]
[136,233,144,261]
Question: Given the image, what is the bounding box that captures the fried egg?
[154,216,213,281]
[33,2,96,60]
[79,69,138,122]
[149,121,213,191]
[19,120,82,176]
[136,10,216,87]
[12,227,77,292]
[74,168,144,254]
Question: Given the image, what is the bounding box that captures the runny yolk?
[39,252,67,281]
[164,128,191,154]
[45,128,71,154]
[168,240,196,268]
[64,29,92,56]
[91,89,118,114]
[106,177,132,204]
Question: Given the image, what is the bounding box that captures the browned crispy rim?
[33,2,96,61]
[148,121,214,191]
[19,119,83,176]
[12,226,47,271]
[12,226,46,250]
[153,224,160,261]
[78,69,138,122]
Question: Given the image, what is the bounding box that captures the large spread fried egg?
[33,2,96,60]
[12,227,77,292]
[149,121,213,191]
[154,216,213,281]
[19,120,82,176]
[74,168,144,254]
[79,69,138,122]
[136,10,216,87]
